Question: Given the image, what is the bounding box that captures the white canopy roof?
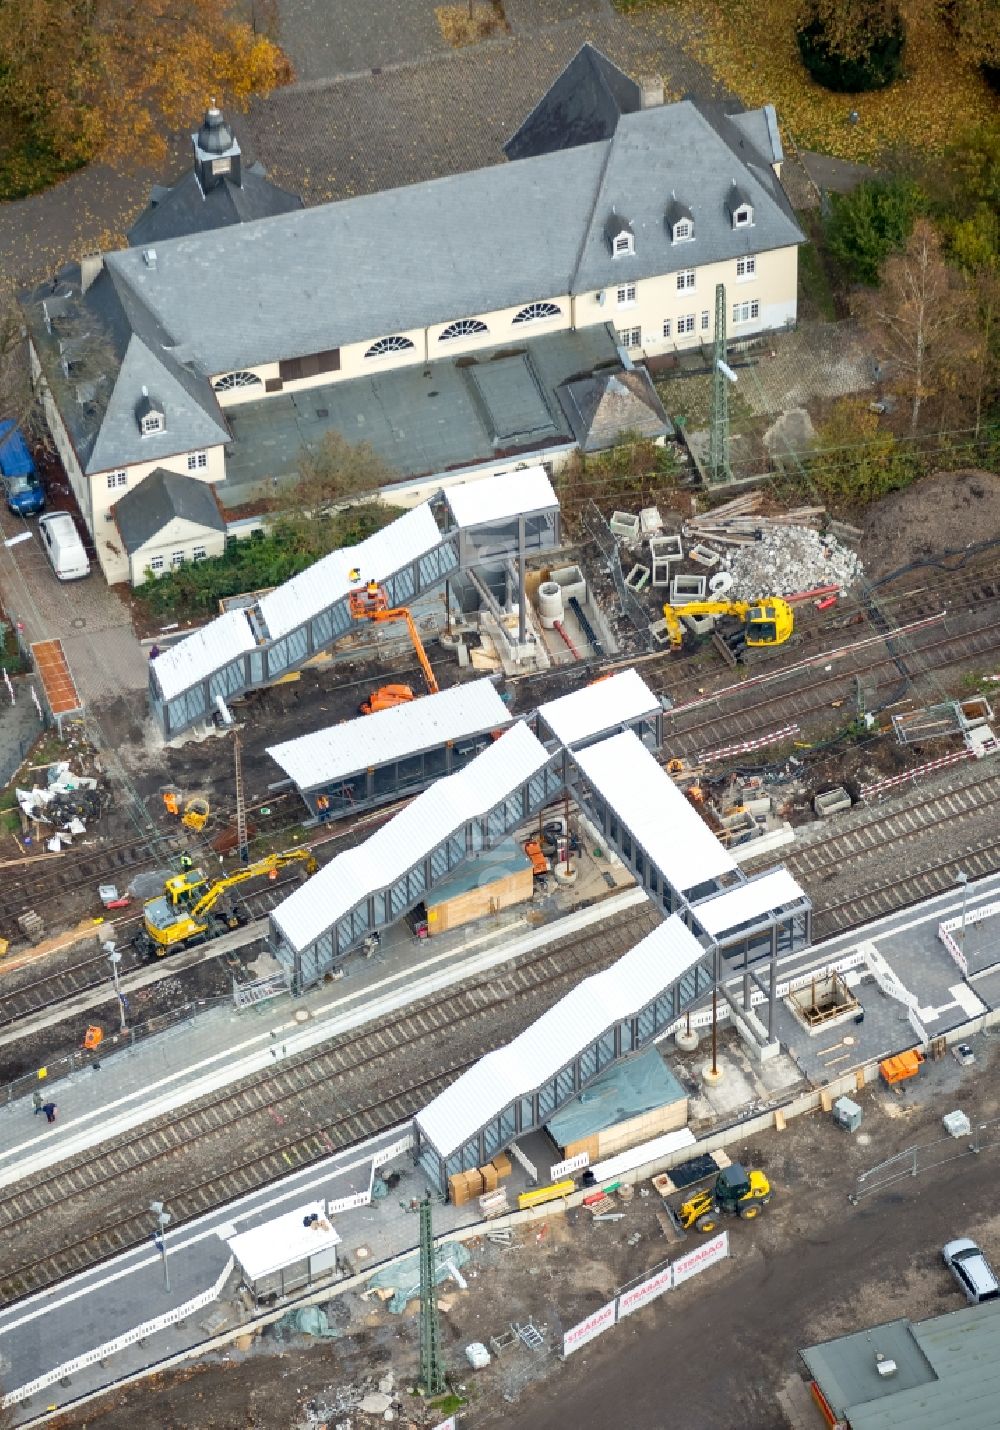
[258,502,442,640]
[692,867,807,938]
[268,678,511,790]
[153,609,257,702]
[537,667,660,748]
[444,464,557,529]
[573,730,736,892]
[226,1201,340,1282]
[416,914,706,1158]
[271,720,551,952]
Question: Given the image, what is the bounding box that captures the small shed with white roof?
[224,1201,341,1302]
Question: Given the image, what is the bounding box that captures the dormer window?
[135,385,165,437]
[673,220,693,242]
[605,211,635,258]
[665,196,695,245]
[725,182,754,230]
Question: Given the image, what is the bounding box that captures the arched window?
[213,371,263,392]
[439,318,488,342]
[364,335,416,358]
[512,302,562,325]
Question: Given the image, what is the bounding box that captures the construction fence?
[581,502,653,650]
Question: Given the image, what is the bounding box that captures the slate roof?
[128,164,302,248]
[558,368,671,451]
[103,99,803,379]
[112,467,226,554]
[504,43,642,161]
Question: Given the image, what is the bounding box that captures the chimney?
[640,75,664,109]
[80,253,103,293]
[143,248,158,269]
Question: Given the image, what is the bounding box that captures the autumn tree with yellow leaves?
[942,0,1000,78]
[0,0,292,196]
[856,220,979,436]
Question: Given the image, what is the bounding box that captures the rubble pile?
[15,761,105,849]
[721,524,863,601]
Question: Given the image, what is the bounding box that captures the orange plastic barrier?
[880,1049,924,1085]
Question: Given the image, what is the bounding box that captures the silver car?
[942,1238,1000,1304]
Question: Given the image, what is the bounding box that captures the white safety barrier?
[562,1232,730,1357]
[698,723,799,764]
[4,1257,235,1406]
[372,1133,414,1168]
[550,1152,590,1180]
[664,949,867,1036]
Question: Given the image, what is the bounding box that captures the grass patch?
[435,1,509,47]
[682,0,999,161]
[796,217,840,320]
[0,107,87,201]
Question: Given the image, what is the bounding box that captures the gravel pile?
[721,525,863,600]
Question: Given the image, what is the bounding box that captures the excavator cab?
[163,870,208,907]
[744,602,793,647]
[677,1162,772,1232]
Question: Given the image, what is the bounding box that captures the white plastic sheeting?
[271,720,551,952]
[692,867,807,938]
[226,1201,340,1282]
[268,678,512,790]
[444,465,557,529]
[416,914,706,1158]
[537,668,660,748]
[258,503,442,640]
[573,730,737,892]
[152,609,257,702]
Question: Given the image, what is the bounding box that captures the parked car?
[942,1238,1000,1304]
[38,511,90,581]
[0,419,44,516]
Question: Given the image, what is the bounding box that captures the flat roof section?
[573,729,737,892]
[546,1044,686,1147]
[225,1201,340,1283]
[444,464,557,529]
[268,679,512,792]
[416,913,706,1159]
[693,867,808,938]
[271,720,551,953]
[30,640,83,717]
[537,667,660,748]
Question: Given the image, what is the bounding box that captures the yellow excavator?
[350,583,440,715]
[136,848,318,956]
[662,598,794,655]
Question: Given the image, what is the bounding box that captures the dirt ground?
[50,1028,1000,1430]
[860,469,1000,581]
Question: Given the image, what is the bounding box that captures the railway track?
[0,903,657,1305]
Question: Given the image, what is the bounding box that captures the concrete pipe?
[536,580,564,630]
[709,571,734,596]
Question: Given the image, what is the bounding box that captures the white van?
[38,512,90,581]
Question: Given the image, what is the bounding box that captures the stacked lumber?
[684,491,826,548]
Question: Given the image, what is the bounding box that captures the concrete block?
[814,786,851,818]
[649,618,672,647]
[682,613,716,637]
[670,573,707,604]
[688,544,720,567]
[624,563,650,592]
[943,1109,971,1138]
[640,506,663,536]
[650,535,683,588]
[610,511,641,544]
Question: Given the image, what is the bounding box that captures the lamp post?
[149,1201,171,1292]
[957,870,969,946]
[103,940,126,1033]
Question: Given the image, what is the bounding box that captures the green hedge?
[797,14,906,92]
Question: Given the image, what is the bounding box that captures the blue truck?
[0,419,44,516]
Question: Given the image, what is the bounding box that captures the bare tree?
[856,219,976,435]
[282,431,396,517]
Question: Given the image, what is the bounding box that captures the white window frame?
[364,335,416,358]
[676,270,695,292]
[192,546,208,562]
[677,314,696,336]
[106,470,127,490]
[149,554,164,574]
[736,255,756,280]
[662,319,672,339]
[170,550,185,569]
[733,205,753,228]
[186,451,208,472]
[701,311,710,332]
[672,220,693,243]
[512,302,562,325]
[616,283,637,307]
[212,370,262,392]
[140,413,163,436]
[731,299,761,325]
[618,326,642,350]
[613,232,634,257]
